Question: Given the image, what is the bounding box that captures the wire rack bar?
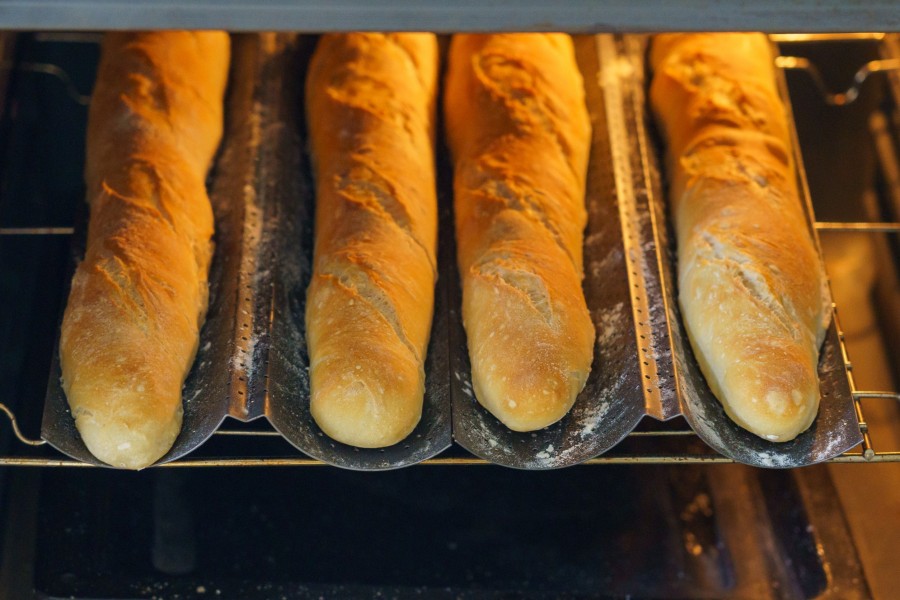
[775,55,900,106]
[0,404,44,447]
[0,451,897,468]
[2,222,896,236]
[854,391,900,401]
[207,427,703,438]
[213,429,283,437]
[815,222,900,233]
[0,227,74,235]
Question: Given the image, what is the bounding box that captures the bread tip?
[72,401,182,470]
[727,385,819,444]
[310,379,423,449]
[471,368,588,433]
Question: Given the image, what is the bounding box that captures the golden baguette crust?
[444,34,594,432]
[650,33,829,442]
[59,32,230,469]
[305,33,439,448]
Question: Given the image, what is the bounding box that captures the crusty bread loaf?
[59,32,230,469]
[444,34,594,432]
[305,33,439,448]
[649,33,829,442]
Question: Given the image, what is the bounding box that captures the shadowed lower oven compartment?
[0,465,868,598]
[0,32,898,598]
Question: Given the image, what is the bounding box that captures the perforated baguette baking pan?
[600,33,862,468]
[40,33,860,469]
[40,33,454,470]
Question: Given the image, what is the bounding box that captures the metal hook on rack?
[0,60,91,106]
[0,401,45,446]
[849,391,900,461]
[775,56,900,106]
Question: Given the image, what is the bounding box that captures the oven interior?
[0,32,897,599]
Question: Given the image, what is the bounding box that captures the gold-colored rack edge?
[0,451,897,468]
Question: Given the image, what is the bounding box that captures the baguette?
[444,34,594,432]
[649,33,829,442]
[59,32,230,469]
[305,33,439,448]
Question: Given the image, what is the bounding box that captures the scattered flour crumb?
[597,301,626,347]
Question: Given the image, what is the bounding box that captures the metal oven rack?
[0,31,898,468]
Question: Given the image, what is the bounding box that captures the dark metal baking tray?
[602,33,863,468]
[35,32,864,470]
